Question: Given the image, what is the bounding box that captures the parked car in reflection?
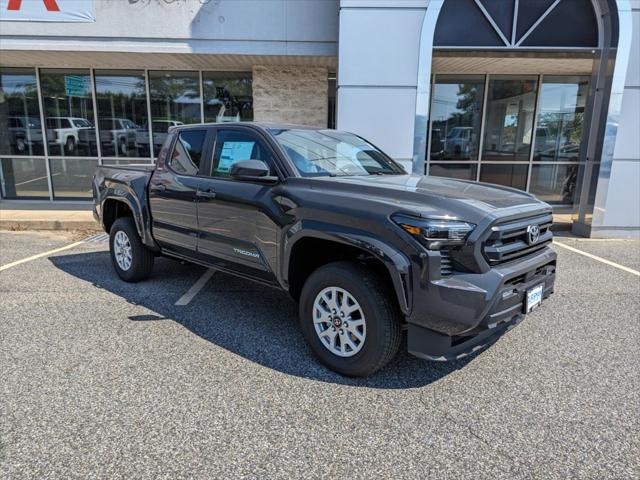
[135,120,184,156]
[536,143,580,162]
[443,126,475,158]
[429,128,444,160]
[7,116,44,154]
[534,126,556,153]
[97,118,140,156]
[46,117,94,155]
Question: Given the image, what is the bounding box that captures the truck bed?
[94,164,155,190]
[93,164,156,237]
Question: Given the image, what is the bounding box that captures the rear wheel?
[109,217,154,282]
[16,137,26,153]
[119,138,128,156]
[65,137,76,154]
[299,261,402,377]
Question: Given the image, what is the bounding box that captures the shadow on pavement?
[51,250,476,389]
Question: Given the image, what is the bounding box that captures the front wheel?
[119,138,128,156]
[109,217,154,282]
[299,262,402,377]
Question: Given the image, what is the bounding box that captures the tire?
[109,217,154,282]
[299,261,402,377]
[16,137,26,153]
[119,139,128,156]
[65,137,76,154]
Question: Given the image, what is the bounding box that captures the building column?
[585,1,639,238]
[336,1,429,173]
[252,65,328,128]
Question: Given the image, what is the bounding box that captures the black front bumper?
[407,246,556,361]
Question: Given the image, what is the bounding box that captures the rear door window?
[168,129,207,176]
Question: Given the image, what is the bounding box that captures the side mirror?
[230,160,278,183]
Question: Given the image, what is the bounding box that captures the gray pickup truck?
[93,122,556,376]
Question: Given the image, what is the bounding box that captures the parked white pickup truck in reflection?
[135,120,184,156]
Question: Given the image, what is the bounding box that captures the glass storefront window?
[202,72,253,123]
[328,75,337,129]
[482,76,538,162]
[0,158,49,199]
[533,76,589,162]
[429,75,484,161]
[529,163,580,205]
[0,68,43,156]
[94,70,149,158]
[148,71,201,157]
[40,69,95,157]
[49,158,98,200]
[429,163,478,181]
[480,163,528,190]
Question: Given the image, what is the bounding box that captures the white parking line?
[175,269,216,306]
[0,241,85,272]
[554,241,640,276]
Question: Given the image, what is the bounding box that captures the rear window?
[73,119,92,128]
[47,118,71,128]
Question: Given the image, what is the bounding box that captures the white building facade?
[1,0,638,238]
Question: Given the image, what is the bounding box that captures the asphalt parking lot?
[1,230,639,479]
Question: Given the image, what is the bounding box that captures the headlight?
[393,214,475,250]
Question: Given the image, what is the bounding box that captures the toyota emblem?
[527,225,540,245]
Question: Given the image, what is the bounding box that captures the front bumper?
[407,246,556,361]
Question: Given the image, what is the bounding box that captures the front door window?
[210,129,274,177]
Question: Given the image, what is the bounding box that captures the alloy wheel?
[113,230,133,271]
[313,286,366,357]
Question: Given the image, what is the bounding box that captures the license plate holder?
[526,284,544,313]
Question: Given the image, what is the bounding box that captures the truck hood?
[309,174,549,222]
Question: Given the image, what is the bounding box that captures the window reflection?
[429,76,484,160]
[0,158,49,199]
[0,68,44,156]
[482,77,538,162]
[148,71,201,157]
[40,69,96,157]
[429,163,478,181]
[328,75,337,129]
[202,72,253,123]
[49,158,98,199]
[94,70,148,158]
[530,164,579,205]
[534,76,589,162]
[480,163,528,190]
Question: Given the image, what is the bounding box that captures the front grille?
[440,248,453,276]
[483,213,553,265]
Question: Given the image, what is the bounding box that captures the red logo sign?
[7,0,60,11]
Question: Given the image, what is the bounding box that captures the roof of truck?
[170,121,320,132]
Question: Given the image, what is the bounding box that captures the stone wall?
[252,66,328,127]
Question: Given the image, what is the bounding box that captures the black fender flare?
[282,221,412,315]
[100,181,156,249]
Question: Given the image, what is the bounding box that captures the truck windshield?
[269,128,406,177]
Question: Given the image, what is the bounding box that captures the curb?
[0,220,101,231]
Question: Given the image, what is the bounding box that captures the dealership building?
[0,0,638,237]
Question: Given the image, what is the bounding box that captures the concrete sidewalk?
[0,201,99,231]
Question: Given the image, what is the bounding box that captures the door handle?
[196,189,216,199]
[155,184,166,192]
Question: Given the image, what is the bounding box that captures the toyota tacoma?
[93,122,556,376]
